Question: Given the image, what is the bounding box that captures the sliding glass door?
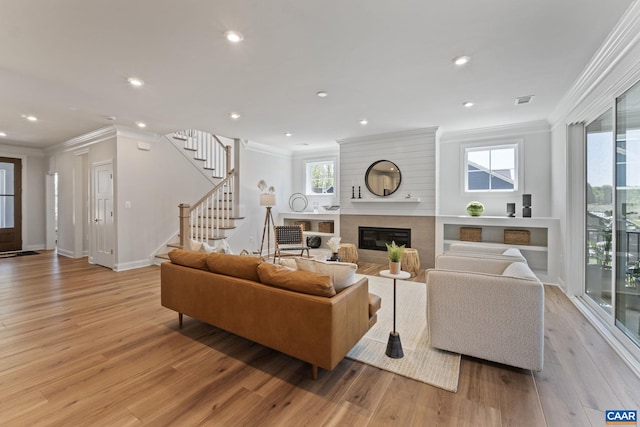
[585,79,640,348]
[615,81,640,346]
[586,110,614,313]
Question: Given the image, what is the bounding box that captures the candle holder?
[351,186,355,199]
[358,186,362,199]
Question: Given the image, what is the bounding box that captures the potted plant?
[386,241,405,274]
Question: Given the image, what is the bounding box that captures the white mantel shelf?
[351,197,421,203]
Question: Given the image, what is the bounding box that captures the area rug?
[0,250,39,258]
[346,274,461,392]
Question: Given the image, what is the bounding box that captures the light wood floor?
[1,252,639,426]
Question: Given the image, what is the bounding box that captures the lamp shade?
[260,193,276,206]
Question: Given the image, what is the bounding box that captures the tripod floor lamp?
[259,192,276,258]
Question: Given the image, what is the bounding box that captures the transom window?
[465,144,518,192]
[305,160,335,195]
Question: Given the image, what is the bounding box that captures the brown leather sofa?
[161,251,379,379]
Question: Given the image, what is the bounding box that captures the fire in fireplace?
[358,226,411,251]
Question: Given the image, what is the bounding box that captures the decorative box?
[318,222,334,233]
[459,227,482,242]
[504,229,530,245]
[293,221,311,231]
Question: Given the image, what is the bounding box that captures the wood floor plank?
[0,252,638,426]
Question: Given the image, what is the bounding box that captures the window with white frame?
[305,160,335,195]
[465,144,518,192]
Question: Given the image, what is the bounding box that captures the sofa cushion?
[257,262,336,297]
[205,252,261,282]
[295,258,358,292]
[278,258,298,270]
[168,249,210,271]
[502,262,539,281]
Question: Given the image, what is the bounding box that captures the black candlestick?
[358,186,362,199]
[351,186,355,199]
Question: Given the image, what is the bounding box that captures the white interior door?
[93,161,114,268]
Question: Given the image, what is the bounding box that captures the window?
[305,160,334,195]
[465,144,518,192]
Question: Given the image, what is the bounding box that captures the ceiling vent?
[515,95,534,105]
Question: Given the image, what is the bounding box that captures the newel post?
[179,203,191,249]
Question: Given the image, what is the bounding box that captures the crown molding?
[337,127,439,145]
[44,125,162,154]
[242,139,292,159]
[549,1,640,126]
[439,120,550,144]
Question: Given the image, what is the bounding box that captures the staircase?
[154,130,243,262]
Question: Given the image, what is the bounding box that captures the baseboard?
[114,259,152,271]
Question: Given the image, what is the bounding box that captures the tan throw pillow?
[168,249,209,271]
[257,263,336,297]
[206,252,261,282]
[295,258,358,292]
[278,258,298,270]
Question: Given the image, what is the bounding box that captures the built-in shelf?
[279,212,340,256]
[435,215,560,284]
[351,197,420,203]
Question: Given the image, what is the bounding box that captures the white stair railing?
[179,170,238,247]
[173,129,232,178]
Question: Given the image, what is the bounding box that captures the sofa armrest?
[426,268,544,371]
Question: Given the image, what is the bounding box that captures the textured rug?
[0,250,39,258]
[346,274,461,392]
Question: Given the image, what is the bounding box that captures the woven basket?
[293,221,311,231]
[318,221,334,233]
[504,229,530,245]
[460,227,482,242]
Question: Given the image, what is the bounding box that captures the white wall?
[438,121,551,217]
[114,132,215,269]
[225,140,293,255]
[338,128,437,216]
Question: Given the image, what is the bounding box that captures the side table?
[379,269,411,358]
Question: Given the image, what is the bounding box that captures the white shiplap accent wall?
[338,128,437,216]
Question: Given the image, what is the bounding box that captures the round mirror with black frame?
[365,160,402,196]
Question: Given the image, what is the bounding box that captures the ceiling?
[0,0,634,151]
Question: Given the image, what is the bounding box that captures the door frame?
[0,152,27,251]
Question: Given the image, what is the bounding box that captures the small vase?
[328,252,340,262]
[389,261,401,274]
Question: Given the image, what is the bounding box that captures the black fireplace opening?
[358,226,411,251]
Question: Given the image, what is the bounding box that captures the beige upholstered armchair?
[426,254,544,371]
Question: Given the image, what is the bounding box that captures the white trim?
[441,121,549,144]
[45,125,161,154]
[550,1,640,127]
[242,139,292,159]
[114,259,151,271]
[0,144,44,157]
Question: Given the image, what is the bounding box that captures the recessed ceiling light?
[230,112,241,120]
[285,132,292,137]
[463,101,474,108]
[0,132,6,137]
[136,121,147,128]
[359,119,368,125]
[22,114,38,121]
[316,91,328,98]
[224,30,244,43]
[453,55,471,66]
[127,77,144,87]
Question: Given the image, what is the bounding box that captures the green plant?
[386,241,405,262]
